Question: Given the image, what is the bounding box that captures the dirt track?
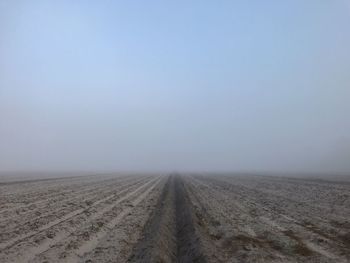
[0,173,349,262]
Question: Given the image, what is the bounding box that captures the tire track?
[0,176,152,252]
[0,176,100,206]
[188,175,349,262]
[0,177,150,246]
[62,176,163,263]
[0,176,134,215]
[0,176,147,230]
[0,180,99,211]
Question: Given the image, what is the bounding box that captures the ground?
[0,173,349,262]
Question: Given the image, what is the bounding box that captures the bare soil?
[0,173,349,262]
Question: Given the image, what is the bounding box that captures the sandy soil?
[0,173,349,262]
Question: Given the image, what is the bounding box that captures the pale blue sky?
[1,0,350,173]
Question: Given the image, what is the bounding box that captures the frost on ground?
[0,173,349,262]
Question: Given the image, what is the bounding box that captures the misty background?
[0,1,349,174]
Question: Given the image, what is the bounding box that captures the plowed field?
[1,174,349,262]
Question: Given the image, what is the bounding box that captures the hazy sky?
[1,0,350,173]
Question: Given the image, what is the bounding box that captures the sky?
[0,0,350,174]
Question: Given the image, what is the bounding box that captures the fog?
[1,1,350,174]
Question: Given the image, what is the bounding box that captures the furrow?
[62,176,162,263]
[0,177,150,252]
